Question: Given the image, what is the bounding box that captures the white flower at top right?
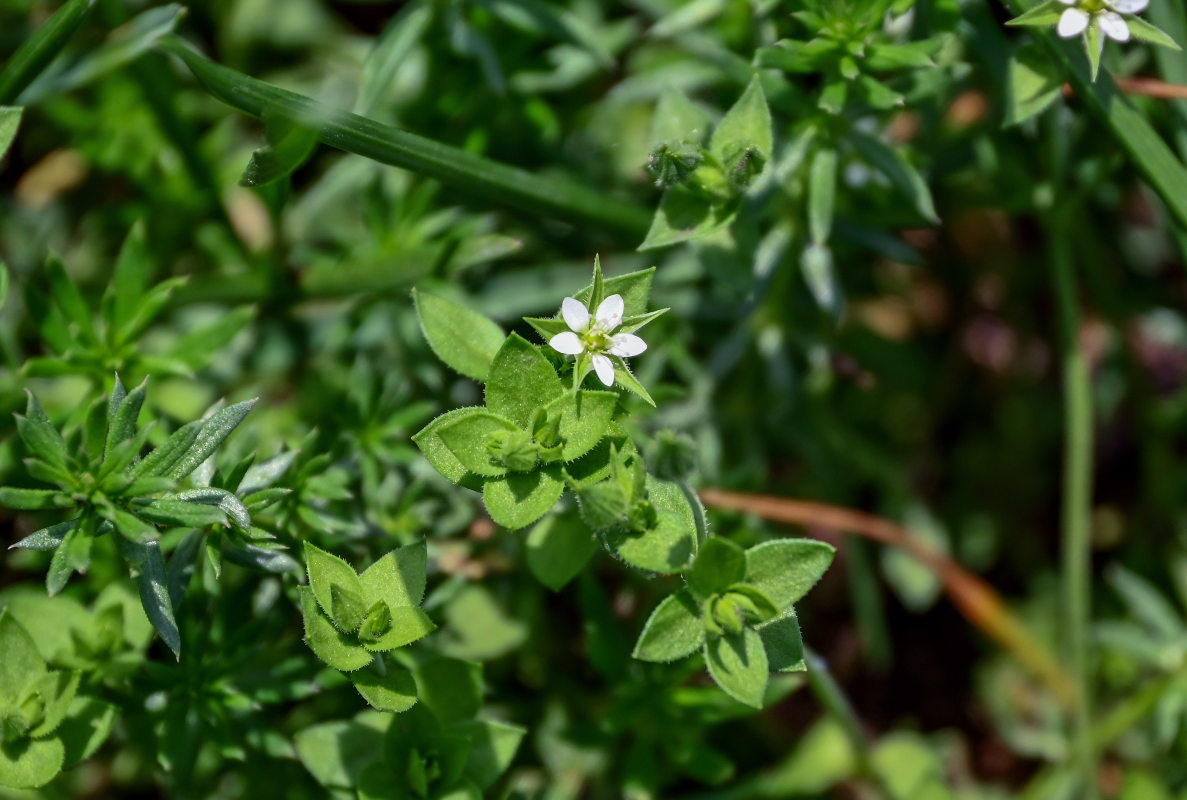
[1056,0,1148,42]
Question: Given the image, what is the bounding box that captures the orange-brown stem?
[698,487,1076,707]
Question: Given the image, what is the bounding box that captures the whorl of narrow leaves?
[0,378,258,657]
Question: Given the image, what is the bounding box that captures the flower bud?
[484,430,539,472]
[647,430,698,482]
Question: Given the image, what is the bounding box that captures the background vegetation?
[2,0,1187,797]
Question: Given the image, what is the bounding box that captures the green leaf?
[0,107,21,161]
[356,2,433,116]
[1126,17,1182,50]
[845,127,939,223]
[240,111,319,187]
[360,606,436,652]
[482,465,565,529]
[47,520,93,596]
[131,420,203,479]
[170,307,256,369]
[294,713,389,790]
[864,42,937,70]
[303,541,364,622]
[759,612,807,673]
[413,289,506,382]
[1005,43,1063,127]
[45,256,96,345]
[58,699,117,768]
[27,671,80,738]
[108,225,150,338]
[801,244,843,317]
[687,538,747,599]
[632,589,705,662]
[526,512,598,591]
[710,76,773,165]
[705,628,769,709]
[412,656,483,724]
[11,518,77,552]
[0,488,73,510]
[639,187,737,251]
[413,408,488,488]
[485,334,564,429]
[133,498,225,529]
[650,87,712,146]
[0,736,65,790]
[606,477,697,574]
[436,585,528,662]
[117,537,181,658]
[350,662,418,712]
[808,147,837,245]
[297,586,373,672]
[0,609,47,700]
[159,37,647,237]
[540,390,617,462]
[744,539,836,611]
[1005,0,1066,27]
[0,0,94,105]
[457,719,526,790]
[165,399,256,480]
[437,411,520,477]
[359,540,428,610]
[16,393,68,471]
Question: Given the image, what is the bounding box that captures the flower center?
[1082,0,1109,12]
[581,326,612,352]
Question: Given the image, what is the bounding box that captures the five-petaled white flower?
[1057,0,1147,41]
[549,294,647,387]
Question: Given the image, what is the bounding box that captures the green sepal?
[632,589,705,662]
[1085,21,1103,82]
[704,628,769,709]
[1004,0,1067,27]
[1125,17,1181,50]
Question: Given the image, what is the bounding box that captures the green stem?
[679,480,709,549]
[804,647,891,799]
[157,36,649,238]
[0,0,96,105]
[1052,220,1097,799]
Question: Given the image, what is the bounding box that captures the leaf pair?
[0,611,116,790]
[634,537,836,708]
[299,541,435,712]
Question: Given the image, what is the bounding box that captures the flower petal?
[1057,7,1089,37]
[1098,10,1130,40]
[592,354,615,387]
[608,333,647,358]
[1057,0,1076,4]
[561,297,590,332]
[550,331,585,355]
[595,294,624,329]
[1108,0,1148,13]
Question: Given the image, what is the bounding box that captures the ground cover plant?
[2,0,1187,797]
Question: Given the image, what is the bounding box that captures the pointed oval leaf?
[413,289,506,382]
[359,540,428,609]
[705,628,769,709]
[687,537,747,599]
[297,586,373,672]
[303,541,364,621]
[744,539,836,611]
[482,466,565,530]
[633,589,705,662]
[351,663,418,712]
[484,334,564,429]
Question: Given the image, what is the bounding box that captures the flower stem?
[1052,220,1097,799]
[804,647,890,799]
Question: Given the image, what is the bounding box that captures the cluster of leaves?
[0,375,263,656]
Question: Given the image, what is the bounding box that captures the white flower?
[1056,0,1148,42]
[548,294,647,387]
